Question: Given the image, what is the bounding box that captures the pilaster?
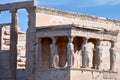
[25,7,37,80]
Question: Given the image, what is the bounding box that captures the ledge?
[70,68,118,73]
[36,24,119,36]
[38,67,117,73]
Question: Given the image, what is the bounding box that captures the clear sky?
[0,0,120,32]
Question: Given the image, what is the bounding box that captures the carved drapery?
[67,36,74,68]
[110,41,116,71]
[92,39,102,69]
[81,37,89,68]
[50,37,59,68]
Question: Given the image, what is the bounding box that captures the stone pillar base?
[35,68,117,80]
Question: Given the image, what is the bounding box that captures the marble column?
[10,9,18,80]
[81,37,89,68]
[50,37,59,68]
[110,41,116,71]
[67,36,74,68]
[26,7,36,80]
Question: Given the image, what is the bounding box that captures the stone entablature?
[36,24,118,41]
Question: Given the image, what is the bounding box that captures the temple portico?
[35,24,119,80]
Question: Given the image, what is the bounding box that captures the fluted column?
[110,41,116,71]
[81,37,89,68]
[50,37,59,68]
[67,36,74,68]
[10,9,18,80]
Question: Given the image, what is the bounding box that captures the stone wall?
[0,50,12,79]
[36,69,117,80]
[36,7,120,31]
[0,25,26,69]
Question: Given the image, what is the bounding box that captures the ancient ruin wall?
[0,25,26,68]
[34,7,120,80]
[36,7,120,31]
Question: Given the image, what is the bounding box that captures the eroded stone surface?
[1,1,120,80]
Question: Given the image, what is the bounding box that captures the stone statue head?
[96,39,101,46]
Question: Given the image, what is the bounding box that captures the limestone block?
[18,62,25,67]
[3,35,10,40]
[92,72,103,80]
[70,69,117,80]
[50,69,70,80]
[3,26,10,30]
[18,35,26,41]
[71,70,93,80]
[36,69,70,80]
[17,42,26,46]
[4,30,10,35]
[1,45,9,50]
[103,72,117,79]
[4,39,10,45]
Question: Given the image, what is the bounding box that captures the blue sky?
[0,0,120,32]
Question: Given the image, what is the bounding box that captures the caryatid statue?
[81,37,89,68]
[50,37,59,68]
[110,41,116,71]
[67,36,75,68]
[92,39,102,69]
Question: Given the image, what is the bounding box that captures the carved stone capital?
[68,36,74,43]
[51,37,57,44]
[83,37,88,44]
[111,41,115,48]
[50,37,59,68]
